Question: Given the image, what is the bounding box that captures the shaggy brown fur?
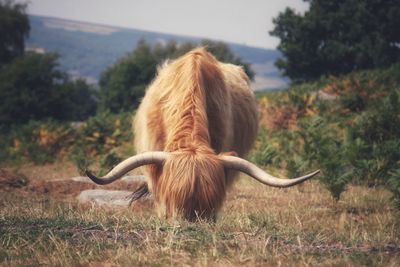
[134,48,258,220]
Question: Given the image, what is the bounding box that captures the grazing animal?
[87,48,319,221]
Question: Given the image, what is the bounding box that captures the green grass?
[1,179,399,266]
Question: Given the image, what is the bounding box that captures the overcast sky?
[27,0,309,49]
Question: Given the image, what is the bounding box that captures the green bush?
[74,111,132,155]
[3,120,75,164]
[297,116,352,200]
[0,112,133,167]
[257,65,400,205]
[0,53,96,126]
[388,167,400,208]
[67,111,133,173]
[347,89,400,193]
[251,129,278,166]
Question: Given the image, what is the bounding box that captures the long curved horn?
[86,151,169,185]
[221,155,320,188]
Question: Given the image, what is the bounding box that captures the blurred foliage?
[0,0,29,67]
[0,1,96,127]
[0,112,132,169]
[251,128,278,167]
[77,111,132,155]
[98,39,254,113]
[297,116,352,200]
[98,39,157,113]
[254,63,400,204]
[388,167,400,209]
[0,52,97,126]
[271,0,400,82]
[67,111,133,174]
[2,120,75,165]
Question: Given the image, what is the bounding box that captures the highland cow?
[87,48,319,221]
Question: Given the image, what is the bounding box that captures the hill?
[26,15,286,90]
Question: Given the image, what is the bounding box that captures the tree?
[0,52,96,125]
[270,0,400,82]
[99,39,254,113]
[0,1,97,125]
[0,0,30,67]
[98,39,158,113]
[60,79,97,121]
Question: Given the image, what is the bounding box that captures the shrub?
[73,111,132,156]
[297,116,352,200]
[5,120,75,164]
[347,88,400,198]
[0,112,133,167]
[0,53,96,126]
[388,167,400,208]
[67,111,133,172]
[260,65,400,205]
[251,129,278,166]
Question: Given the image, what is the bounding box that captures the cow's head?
[86,150,319,221]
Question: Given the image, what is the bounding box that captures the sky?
[27,0,309,49]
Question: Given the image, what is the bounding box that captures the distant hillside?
[26,15,286,90]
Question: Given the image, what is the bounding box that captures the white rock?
[77,189,132,206]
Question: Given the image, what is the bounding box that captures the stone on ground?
[77,189,133,206]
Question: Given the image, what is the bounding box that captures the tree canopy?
[98,40,158,113]
[0,0,30,67]
[0,53,96,124]
[99,39,254,113]
[270,0,400,82]
[0,0,97,126]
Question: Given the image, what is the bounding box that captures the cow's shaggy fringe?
[133,48,258,220]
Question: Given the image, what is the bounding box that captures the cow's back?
[218,63,258,156]
[134,49,258,157]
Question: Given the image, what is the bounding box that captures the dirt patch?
[0,168,29,190]
[25,178,146,198]
[16,161,80,181]
[0,164,149,206]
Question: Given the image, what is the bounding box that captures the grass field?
[1,163,399,266]
[2,65,400,265]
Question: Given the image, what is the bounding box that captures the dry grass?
[1,163,400,266]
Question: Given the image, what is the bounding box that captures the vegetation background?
[1,0,400,265]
